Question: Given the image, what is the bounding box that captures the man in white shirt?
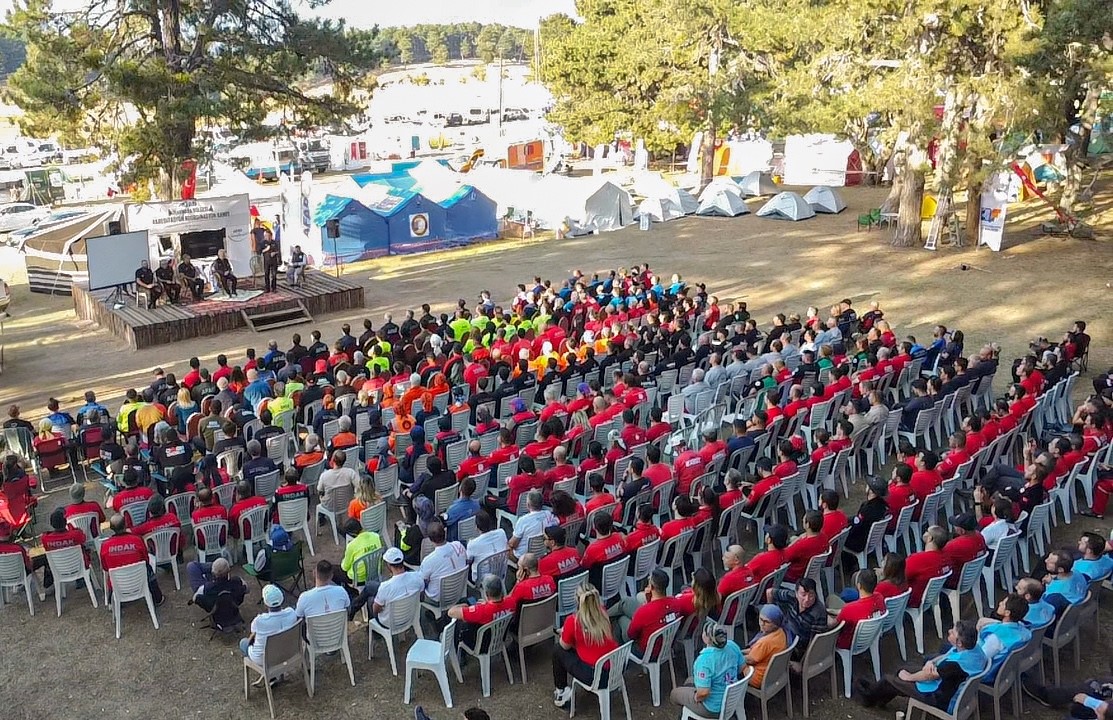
[419,520,467,602]
[241,583,299,664]
[316,450,359,510]
[364,546,425,626]
[466,508,509,581]
[976,493,1015,551]
[508,490,557,560]
[295,559,351,618]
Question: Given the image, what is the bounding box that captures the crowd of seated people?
[0,262,1108,717]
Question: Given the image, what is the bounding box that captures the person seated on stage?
[178,253,206,301]
[212,248,237,297]
[134,259,161,309]
[286,245,307,287]
[155,258,180,304]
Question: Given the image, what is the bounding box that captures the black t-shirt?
[213,436,246,456]
[179,262,198,279]
[2,418,34,433]
[155,266,175,284]
[135,267,155,286]
[155,442,193,470]
[260,239,279,267]
[251,227,266,252]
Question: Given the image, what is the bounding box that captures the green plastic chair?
[244,541,306,600]
[857,208,881,230]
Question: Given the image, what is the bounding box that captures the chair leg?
[403,665,413,704]
[480,654,491,697]
[913,613,924,655]
[598,688,611,720]
[648,664,661,706]
[263,674,277,720]
[841,653,851,698]
[519,643,528,683]
[870,641,882,681]
[308,653,316,698]
[435,664,454,709]
[344,644,355,686]
[387,637,398,676]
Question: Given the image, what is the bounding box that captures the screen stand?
[104,285,127,309]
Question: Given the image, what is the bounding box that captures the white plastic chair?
[239,505,270,564]
[569,640,634,720]
[452,612,516,697]
[305,608,356,695]
[905,571,951,654]
[834,611,887,697]
[1018,501,1052,573]
[360,501,388,536]
[850,516,890,570]
[405,618,458,708]
[143,526,182,590]
[276,497,315,556]
[108,561,159,638]
[884,502,918,555]
[242,619,310,719]
[315,482,354,546]
[681,669,752,720]
[944,553,988,622]
[626,538,661,596]
[747,635,799,720]
[369,589,424,675]
[421,565,469,621]
[628,617,681,707]
[194,519,229,564]
[45,545,99,616]
[254,469,281,500]
[0,551,39,615]
[880,589,912,660]
[982,531,1021,607]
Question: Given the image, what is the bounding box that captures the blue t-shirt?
[916,647,987,711]
[978,622,1031,682]
[1023,600,1056,629]
[694,640,745,713]
[1075,556,1113,582]
[1046,573,1088,604]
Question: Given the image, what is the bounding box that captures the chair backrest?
[359,501,387,535]
[721,583,759,627]
[864,515,890,555]
[659,530,693,570]
[374,463,399,499]
[892,501,917,539]
[0,550,30,584]
[433,484,457,514]
[801,622,843,675]
[517,594,559,638]
[276,497,309,528]
[758,636,798,694]
[599,556,629,602]
[881,590,912,633]
[642,617,682,663]
[718,670,755,720]
[143,526,181,562]
[305,608,349,653]
[254,469,281,499]
[431,565,470,608]
[956,553,988,593]
[107,561,151,602]
[121,501,148,527]
[473,612,515,655]
[381,590,422,634]
[45,545,87,580]
[992,531,1021,572]
[241,505,270,544]
[1051,592,1087,645]
[848,611,887,654]
[591,641,633,692]
[630,539,661,586]
[263,619,307,670]
[920,571,952,610]
[950,667,989,720]
[68,512,101,543]
[195,519,228,550]
[475,549,510,582]
[213,482,237,511]
[352,547,384,586]
[557,570,589,619]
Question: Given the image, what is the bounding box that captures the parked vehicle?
[295,138,331,174]
[0,203,50,234]
[2,141,42,169]
[230,142,302,181]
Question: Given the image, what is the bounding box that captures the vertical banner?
[300,170,313,237]
[180,159,198,200]
[978,172,1010,252]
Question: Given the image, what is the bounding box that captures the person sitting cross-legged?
[189,557,247,621]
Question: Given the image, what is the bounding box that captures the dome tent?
[803,185,847,214]
[637,196,684,222]
[732,171,778,197]
[696,185,749,217]
[756,191,816,221]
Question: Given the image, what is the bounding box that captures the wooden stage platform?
[72,270,365,350]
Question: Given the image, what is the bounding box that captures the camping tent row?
[753,186,848,221]
[312,184,497,264]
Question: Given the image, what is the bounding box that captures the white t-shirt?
[374,571,426,627]
[512,509,557,542]
[248,607,299,664]
[466,529,510,580]
[419,541,467,600]
[295,583,350,618]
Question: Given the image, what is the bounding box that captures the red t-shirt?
[133,513,181,554]
[773,460,798,479]
[621,424,648,449]
[746,475,781,507]
[660,516,694,542]
[582,533,626,567]
[910,470,942,512]
[938,449,970,480]
[99,532,149,574]
[64,500,106,525]
[560,613,619,666]
[876,580,909,599]
[943,532,986,571]
[539,402,568,422]
[720,489,743,509]
[743,549,785,582]
[821,510,849,542]
[783,534,829,582]
[457,455,489,481]
[509,574,557,608]
[191,503,229,526]
[627,596,685,652]
[507,472,543,512]
[718,567,756,622]
[646,422,672,442]
[835,593,885,649]
[886,483,917,529]
[544,463,577,489]
[643,463,672,488]
[699,440,727,467]
[462,597,515,625]
[112,486,155,518]
[230,496,268,539]
[673,451,706,495]
[41,528,90,566]
[905,550,951,606]
[524,436,560,460]
[539,546,582,578]
[828,437,852,454]
[624,522,661,552]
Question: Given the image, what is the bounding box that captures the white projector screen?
[86,231,151,291]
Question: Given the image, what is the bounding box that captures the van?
[295,138,331,174]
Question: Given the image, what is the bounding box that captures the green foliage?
[2,0,385,195]
[374,23,533,66]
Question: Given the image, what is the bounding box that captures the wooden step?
[242,300,314,333]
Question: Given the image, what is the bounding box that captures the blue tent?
[368,190,448,254]
[439,185,498,243]
[313,195,390,264]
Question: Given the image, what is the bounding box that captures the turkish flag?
[180,159,198,200]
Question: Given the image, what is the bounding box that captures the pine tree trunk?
[893,151,925,247]
[700,119,716,190]
[1059,82,1099,216]
[965,187,981,245]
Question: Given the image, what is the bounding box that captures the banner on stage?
[125,194,252,274]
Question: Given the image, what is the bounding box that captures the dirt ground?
[0,182,1110,720]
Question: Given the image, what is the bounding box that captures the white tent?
[461,166,544,220]
[721,138,775,176]
[633,171,699,214]
[756,191,816,221]
[538,176,634,234]
[782,134,863,186]
[699,178,745,201]
[637,196,684,223]
[199,166,284,202]
[803,185,847,214]
[696,187,749,217]
[733,171,778,197]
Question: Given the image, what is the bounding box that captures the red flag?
[180,159,198,200]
